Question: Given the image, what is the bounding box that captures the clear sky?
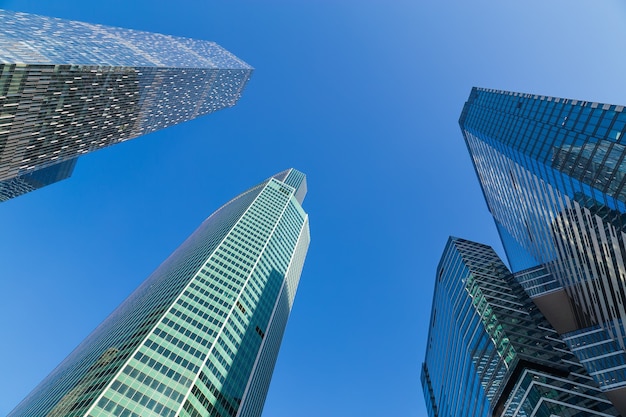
[0,1,625,416]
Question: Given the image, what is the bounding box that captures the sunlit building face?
[0,9,252,201]
[8,169,309,417]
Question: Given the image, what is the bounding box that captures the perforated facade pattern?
[0,9,252,201]
[8,169,310,417]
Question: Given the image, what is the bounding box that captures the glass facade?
[8,168,310,417]
[459,87,626,412]
[0,9,252,201]
[421,237,618,417]
[0,157,77,201]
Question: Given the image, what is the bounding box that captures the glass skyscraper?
[8,168,310,417]
[0,9,252,201]
[459,88,626,413]
[421,237,618,417]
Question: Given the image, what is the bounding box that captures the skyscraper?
[8,168,310,417]
[0,9,252,201]
[459,88,626,412]
[421,237,619,416]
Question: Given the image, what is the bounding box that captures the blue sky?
[1,1,625,416]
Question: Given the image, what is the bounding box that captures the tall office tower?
[421,237,619,417]
[0,9,252,201]
[460,87,626,412]
[8,168,310,417]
